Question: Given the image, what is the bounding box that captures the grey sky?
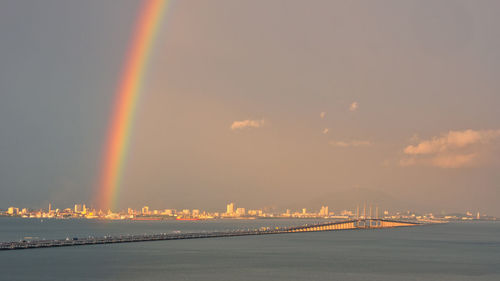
[1,0,499,215]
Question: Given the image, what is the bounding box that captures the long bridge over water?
[0,219,426,251]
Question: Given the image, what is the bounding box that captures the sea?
[0,218,499,281]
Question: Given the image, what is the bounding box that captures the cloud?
[320,112,326,119]
[431,153,477,169]
[322,128,329,134]
[230,119,265,130]
[404,129,500,155]
[330,140,372,148]
[401,129,500,168]
[349,102,358,112]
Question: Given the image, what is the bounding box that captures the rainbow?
[96,0,169,211]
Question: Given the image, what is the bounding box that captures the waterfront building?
[7,207,18,215]
[236,208,246,216]
[320,206,329,217]
[74,204,82,213]
[226,202,235,215]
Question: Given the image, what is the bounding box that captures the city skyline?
[1,0,500,215]
[2,201,493,223]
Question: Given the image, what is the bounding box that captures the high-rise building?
[74,204,82,213]
[142,206,149,215]
[226,202,235,215]
[320,206,329,216]
[302,208,307,215]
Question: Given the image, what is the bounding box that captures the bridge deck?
[0,219,423,251]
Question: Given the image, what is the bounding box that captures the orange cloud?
[402,129,500,168]
[330,140,371,147]
[230,119,265,130]
[404,129,499,155]
[349,102,358,112]
[431,153,477,169]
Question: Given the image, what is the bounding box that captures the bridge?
[0,219,424,251]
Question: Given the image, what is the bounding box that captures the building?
[226,202,235,215]
[142,206,149,215]
[74,204,82,213]
[341,209,353,216]
[320,206,329,217]
[7,207,18,215]
[236,208,246,216]
[162,209,173,216]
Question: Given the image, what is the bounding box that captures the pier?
[0,219,424,251]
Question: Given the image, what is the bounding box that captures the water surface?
[0,218,499,281]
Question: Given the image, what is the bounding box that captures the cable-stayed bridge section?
[0,219,426,251]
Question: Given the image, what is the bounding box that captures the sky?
[1,0,500,215]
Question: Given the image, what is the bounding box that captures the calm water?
[0,218,499,281]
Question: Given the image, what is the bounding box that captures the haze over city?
[1,0,500,216]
